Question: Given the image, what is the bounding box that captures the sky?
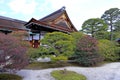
[0,0,120,30]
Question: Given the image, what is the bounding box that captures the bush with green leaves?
[72,35,103,66]
[98,39,120,61]
[50,56,68,62]
[93,31,110,40]
[27,46,48,59]
[27,32,75,60]
[116,47,120,60]
[41,32,75,57]
[71,32,85,44]
[113,32,120,40]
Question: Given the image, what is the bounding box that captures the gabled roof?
[0,16,27,31]
[25,18,74,33]
[40,7,77,32]
[26,7,78,33]
[40,7,65,22]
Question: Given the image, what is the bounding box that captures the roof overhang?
[25,18,72,33]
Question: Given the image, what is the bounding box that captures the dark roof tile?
[26,7,78,32]
[40,7,65,22]
[0,16,27,30]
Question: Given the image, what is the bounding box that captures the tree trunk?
[110,20,113,41]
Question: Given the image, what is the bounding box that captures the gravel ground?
[17,62,120,80]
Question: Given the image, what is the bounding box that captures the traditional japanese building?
[0,7,77,48]
[0,16,27,34]
[25,7,77,48]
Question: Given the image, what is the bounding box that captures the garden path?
[17,62,120,80]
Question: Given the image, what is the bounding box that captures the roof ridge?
[0,15,26,23]
[40,6,66,21]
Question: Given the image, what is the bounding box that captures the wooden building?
[0,7,77,48]
[0,16,27,34]
[25,7,77,48]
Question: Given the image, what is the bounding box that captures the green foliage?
[73,35,103,66]
[94,31,110,40]
[26,61,76,69]
[101,8,120,40]
[0,73,22,80]
[71,32,85,45]
[27,46,49,59]
[113,32,120,40]
[81,18,108,37]
[50,56,68,62]
[51,70,86,80]
[54,41,74,56]
[27,48,41,59]
[115,46,120,61]
[41,32,75,57]
[114,20,120,32]
[98,39,120,61]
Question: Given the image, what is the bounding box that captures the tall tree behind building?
[81,18,108,37]
[101,8,120,41]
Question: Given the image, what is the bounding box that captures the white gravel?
[17,62,120,80]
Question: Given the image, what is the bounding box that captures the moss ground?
[51,70,86,80]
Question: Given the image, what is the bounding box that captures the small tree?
[73,35,103,66]
[41,32,75,57]
[0,33,28,72]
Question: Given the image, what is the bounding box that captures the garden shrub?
[71,32,85,45]
[28,32,75,61]
[0,33,29,72]
[98,39,120,61]
[27,46,59,61]
[50,56,68,62]
[27,48,39,59]
[73,35,103,66]
[116,48,120,61]
[41,32,75,57]
[94,31,110,40]
[0,73,22,80]
[27,46,48,59]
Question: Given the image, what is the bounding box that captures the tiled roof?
[40,7,65,22]
[0,16,27,31]
[26,7,78,32]
[25,18,73,33]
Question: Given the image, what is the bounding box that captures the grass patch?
[25,61,110,69]
[51,69,86,80]
[25,61,80,69]
[0,73,22,80]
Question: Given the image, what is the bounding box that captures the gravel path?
[17,62,120,80]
